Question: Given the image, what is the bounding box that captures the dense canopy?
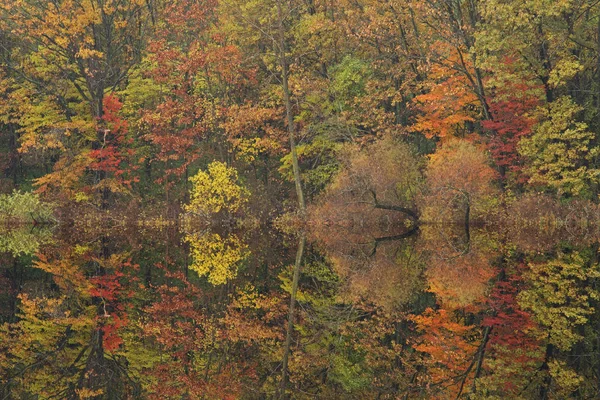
[2,0,600,398]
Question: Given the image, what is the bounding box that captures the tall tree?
[0,0,153,201]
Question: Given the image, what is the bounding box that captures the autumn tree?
[519,96,600,197]
[185,161,249,219]
[333,0,423,133]
[477,0,600,106]
[410,0,492,140]
[141,0,256,208]
[421,139,498,225]
[0,0,153,201]
[312,136,422,229]
[481,70,541,183]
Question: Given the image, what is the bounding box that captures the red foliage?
[89,94,138,189]
[482,65,541,180]
[89,265,134,353]
[483,268,538,348]
[140,271,250,399]
[142,0,255,187]
[482,266,541,392]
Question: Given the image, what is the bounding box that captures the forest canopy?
[3,0,600,399]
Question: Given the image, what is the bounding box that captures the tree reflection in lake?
[2,213,600,399]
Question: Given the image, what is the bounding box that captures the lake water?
[1,215,599,399]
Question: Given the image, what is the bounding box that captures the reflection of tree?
[419,225,497,308]
[330,236,424,309]
[501,193,600,252]
[6,204,600,399]
[411,307,483,398]
[0,213,295,399]
[0,241,140,398]
[411,227,600,399]
[311,210,423,309]
[278,255,421,398]
[519,253,600,351]
[0,225,53,257]
[405,226,497,397]
[478,266,543,397]
[515,252,600,398]
[140,272,283,399]
[185,231,248,285]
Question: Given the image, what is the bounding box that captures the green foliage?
[117,62,162,119]
[518,252,600,351]
[328,352,372,392]
[279,135,342,197]
[519,97,600,197]
[0,190,54,223]
[330,56,372,110]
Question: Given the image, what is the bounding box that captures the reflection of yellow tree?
[185,232,248,285]
[0,225,53,257]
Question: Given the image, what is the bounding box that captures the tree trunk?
[374,203,418,220]
[279,234,306,399]
[276,0,306,212]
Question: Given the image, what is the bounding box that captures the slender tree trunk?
[275,4,307,397]
[276,0,306,212]
[596,16,600,127]
[471,326,491,392]
[466,0,491,121]
[539,342,554,399]
[279,234,306,399]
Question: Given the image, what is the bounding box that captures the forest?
[2,0,600,398]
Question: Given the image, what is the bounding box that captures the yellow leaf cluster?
[185,161,249,216]
[185,232,248,285]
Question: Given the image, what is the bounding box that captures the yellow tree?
[519,96,600,197]
[184,161,249,285]
[185,161,249,218]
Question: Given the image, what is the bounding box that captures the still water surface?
[1,215,599,399]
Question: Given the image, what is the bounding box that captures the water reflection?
[2,214,600,399]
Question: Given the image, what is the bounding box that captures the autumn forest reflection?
[2,206,600,399]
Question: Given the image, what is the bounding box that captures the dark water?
[1,216,600,399]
